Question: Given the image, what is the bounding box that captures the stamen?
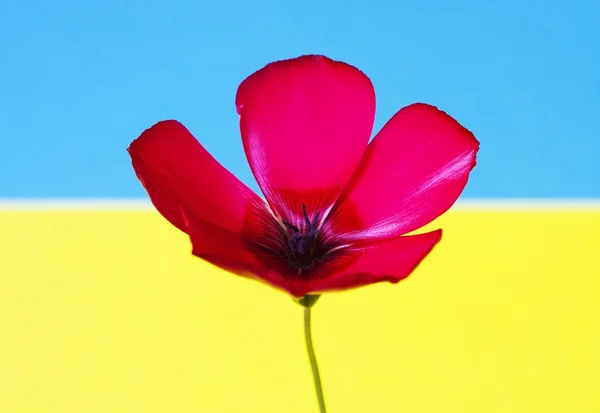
[297,237,308,255]
[282,221,299,233]
[302,202,312,231]
[312,211,320,229]
[277,203,327,272]
[288,232,302,257]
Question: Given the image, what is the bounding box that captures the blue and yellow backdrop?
[1,0,599,412]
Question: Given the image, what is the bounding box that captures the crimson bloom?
[128,55,479,298]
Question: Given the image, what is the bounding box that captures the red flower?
[128,55,479,298]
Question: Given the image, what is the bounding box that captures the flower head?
[128,55,479,298]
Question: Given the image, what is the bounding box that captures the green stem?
[304,306,327,413]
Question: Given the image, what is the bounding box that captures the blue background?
[1,0,598,199]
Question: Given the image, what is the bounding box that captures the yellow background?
[1,208,599,412]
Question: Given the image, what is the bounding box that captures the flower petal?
[236,55,376,223]
[302,229,442,295]
[183,209,300,296]
[128,120,266,234]
[328,104,479,240]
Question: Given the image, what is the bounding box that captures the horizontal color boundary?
[0,199,600,211]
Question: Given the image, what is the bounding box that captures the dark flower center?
[244,199,349,280]
[280,203,327,272]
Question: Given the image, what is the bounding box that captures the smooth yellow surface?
[1,209,599,413]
